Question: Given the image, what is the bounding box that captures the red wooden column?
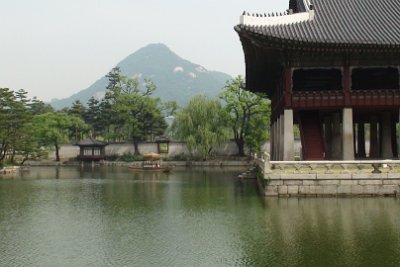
[343,65,351,106]
[284,66,292,108]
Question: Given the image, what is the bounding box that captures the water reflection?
[0,167,399,266]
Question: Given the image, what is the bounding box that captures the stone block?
[317,180,340,185]
[383,179,400,185]
[309,185,324,194]
[323,185,338,195]
[351,185,364,194]
[303,180,317,186]
[387,173,400,179]
[268,174,281,179]
[378,185,399,195]
[358,179,383,185]
[278,185,288,195]
[337,185,352,195]
[284,180,303,185]
[269,180,283,186]
[298,185,309,194]
[364,185,379,194]
[340,180,359,185]
[316,173,352,180]
[280,173,316,180]
[265,185,279,196]
[352,173,387,179]
[287,185,299,195]
[297,174,317,179]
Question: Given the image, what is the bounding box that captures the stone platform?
[256,157,400,197]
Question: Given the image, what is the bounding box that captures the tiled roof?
[236,0,400,50]
[289,0,307,13]
[77,137,107,146]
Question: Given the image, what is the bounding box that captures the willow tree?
[171,95,230,160]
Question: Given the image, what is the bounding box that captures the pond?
[1,166,400,266]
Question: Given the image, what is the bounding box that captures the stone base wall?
[259,173,400,197]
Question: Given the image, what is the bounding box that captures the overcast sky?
[0,0,288,101]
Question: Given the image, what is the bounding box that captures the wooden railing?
[350,89,400,106]
[292,90,344,108]
[291,89,400,108]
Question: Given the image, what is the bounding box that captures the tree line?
[171,76,270,160]
[0,69,270,166]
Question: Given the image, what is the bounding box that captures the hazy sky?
[0,0,288,101]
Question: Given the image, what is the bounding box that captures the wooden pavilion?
[235,0,400,160]
[77,137,107,161]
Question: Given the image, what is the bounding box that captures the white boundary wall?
[54,141,304,160]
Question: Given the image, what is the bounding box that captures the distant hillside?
[50,43,232,109]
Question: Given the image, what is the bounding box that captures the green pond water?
[0,166,400,267]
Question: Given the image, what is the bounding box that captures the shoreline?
[17,159,253,168]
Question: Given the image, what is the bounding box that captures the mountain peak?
[140,43,171,51]
[50,43,231,109]
[132,43,175,57]
[118,43,181,71]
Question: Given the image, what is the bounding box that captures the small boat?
[128,153,174,173]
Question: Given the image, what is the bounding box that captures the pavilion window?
[352,67,399,90]
[292,69,342,92]
[93,148,101,156]
[84,148,92,156]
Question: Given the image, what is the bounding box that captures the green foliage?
[244,115,269,154]
[171,95,230,160]
[63,100,87,141]
[29,97,54,115]
[120,153,144,162]
[0,88,56,165]
[219,76,271,156]
[85,97,102,137]
[106,154,119,161]
[67,100,86,119]
[160,101,179,117]
[294,124,301,139]
[170,153,191,161]
[32,112,87,161]
[88,67,168,153]
[0,88,32,164]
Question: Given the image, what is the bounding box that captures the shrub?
[171,153,190,161]
[106,154,119,161]
[162,156,170,162]
[121,153,143,162]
